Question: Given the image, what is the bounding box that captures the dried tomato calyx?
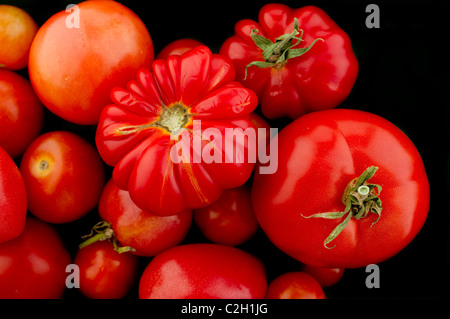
[79,221,135,254]
[301,166,383,249]
[114,104,192,138]
[39,160,49,171]
[155,103,191,136]
[244,18,324,79]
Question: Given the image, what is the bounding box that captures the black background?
[1,0,449,309]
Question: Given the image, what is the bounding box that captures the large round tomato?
[98,178,192,257]
[0,218,71,298]
[0,69,44,158]
[20,131,105,223]
[0,146,27,243]
[252,109,430,268]
[139,243,267,299]
[28,0,154,124]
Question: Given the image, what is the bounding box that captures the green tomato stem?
[243,18,324,80]
[79,221,136,253]
[301,166,383,249]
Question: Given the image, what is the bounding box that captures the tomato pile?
[0,0,448,303]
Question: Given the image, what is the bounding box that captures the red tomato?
[0,218,71,298]
[220,4,358,120]
[74,240,139,299]
[0,146,27,243]
[20,131,105,223]
[266,272,325,299]
[0,5,38,70]
[28,0,154,124]
[96,46,258,216]
[157,38,204,59]
[0,69,44,158]
[98,178,192,256]
[302,264,344,287]
[139,243,267,299]
[194,186,258,246]
[252,109,430,268]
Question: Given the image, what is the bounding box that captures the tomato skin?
[20,131,105,224]
[74,241,139,299]
[28,0,154,125]
[96,46,258,216]
[0,146,27,243]
[220,4,358,120]
[0,5,38,70]
[139,243,267,299]
[302,265,344,287]
[252,109,430,268]
[0,218,71,298]
[157,38,204,59]
[0,69,44,158]
[194,186,258,246]
[99,178,192,256]
[266,272,325,299]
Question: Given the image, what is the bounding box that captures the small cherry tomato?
[74,240,139,299]
[0,5,38,70]
[194,186,258,246]
[266,272,325,299]
[0,146,27,243]
[302,264,344,287]
[20,131,105,223]
[139,243,267,299]
[98,178,192,256]
[0,218,71,298]
[157,38,204,59]
[28,0,154,124]
[0,69,44,158]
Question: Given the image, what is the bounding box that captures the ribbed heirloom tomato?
[252,109,430,268]
[96,46,259,216]
[220,3,358,120]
